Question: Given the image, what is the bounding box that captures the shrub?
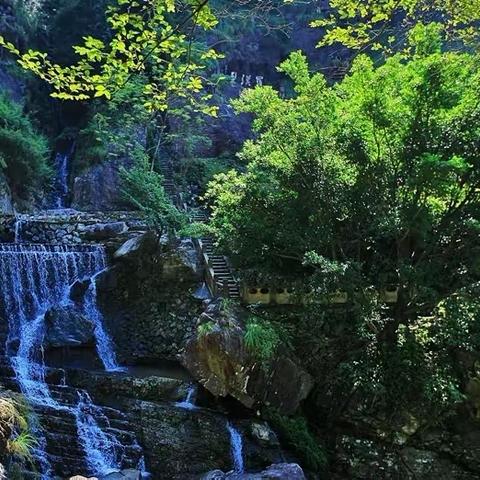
[121,158,186,236]
[198,321,215,338]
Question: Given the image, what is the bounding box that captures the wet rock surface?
[72,159,132,212]
[0,173,14,215]
[45,305,94,348]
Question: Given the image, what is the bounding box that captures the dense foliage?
[0,93,50,201]
[206,24,480,415]
[310,0,480,51]
[0,0,220,112]
[121,159,186,236]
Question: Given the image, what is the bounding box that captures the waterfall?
[226,422,244,474]
[83,272,122,372]
[0,243,125,476]
[175,384,197,410]
[14,216,23,243]
[52,150,71,209]
[0,244,106,405]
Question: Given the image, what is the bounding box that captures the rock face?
[182,303,313,415]
[0,173,14,215]
[72,369,282,480]
[72,158,132,211]
[81,221,129,241]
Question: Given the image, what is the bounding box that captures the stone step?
[45,438,85,459]
[47,453,87,477]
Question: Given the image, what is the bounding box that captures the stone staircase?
[159,158,176,200]
[190,210,240,299]
[156,157,241,300]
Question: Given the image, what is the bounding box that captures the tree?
[206,24,480,337]
[0,0,220,113]
[308,0,480,52]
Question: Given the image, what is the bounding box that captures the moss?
[264,408,327,472]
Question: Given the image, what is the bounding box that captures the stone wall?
[12,212,147,245]
[96,234,205,363]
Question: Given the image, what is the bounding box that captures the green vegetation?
[2,0,480,476]
[0,0,220,112]
[0,93,50,201]
[121,159,186,236]
[265,408,327,472]
[198,321,216,337]
[244,317,280,362]
[207,23,480,415]
[74,80,150,172]
[310,0,480,51]
[0,389,36,471]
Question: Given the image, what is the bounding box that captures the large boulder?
[114,232,159,261]
[44,305,94,348]
[161,238,202,282]
[201,463,306,480]
[81,221,129,241]
[182,307,312,415]
[72,159,131,211]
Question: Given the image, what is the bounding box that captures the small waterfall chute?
[227,421,244,474]
[52,146,73,210]
[175,384,198,410]
[193,282,212,301]
[83,271,123,372]
[75,391,121,477]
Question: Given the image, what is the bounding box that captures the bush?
[198,321,215,338]
[0,93,50,201]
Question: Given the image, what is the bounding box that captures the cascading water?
[0,243,130,477]
[227,421,245,474]
[0,244,106,405]
[14,215,23,243]
[175,384,198,410]
[83,272,122,371]
[75,391,122,476]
